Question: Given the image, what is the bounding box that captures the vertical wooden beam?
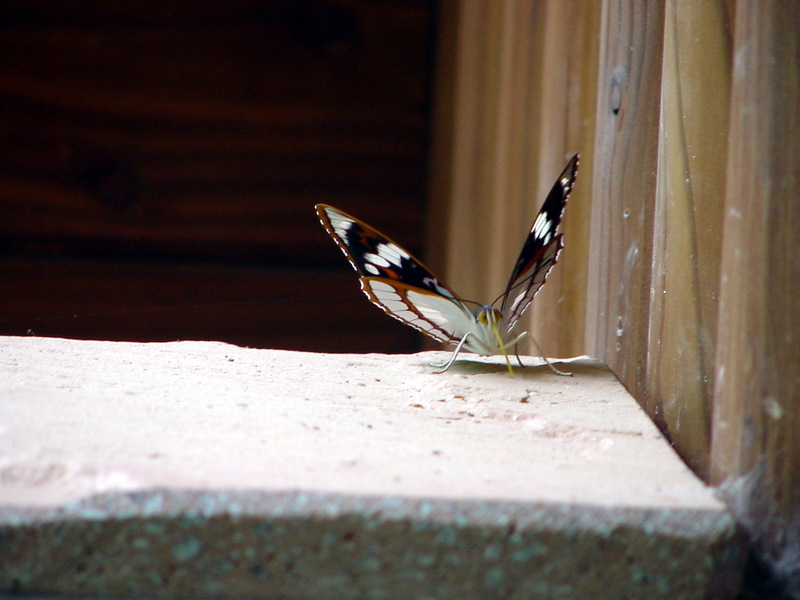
[429,0,601,358]
[481,2,540,299]
[429,2,564,318]
[711,0,800,588]
[586,1,665,401]
[648,0,732,477]
[426,0,461,282]
[427,1,537,305]
[426,0,482,290]
[526,0,601,358]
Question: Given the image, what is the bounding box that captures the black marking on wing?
[500,154,579,332]
[315,203,464,305]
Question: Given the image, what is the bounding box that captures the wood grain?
[428,2,534,306]
[0,2,432,262]
[525,0,601,359]
[585,0,665,402]
[0,1,433,352]
[427,1,599,359]
[647,0,732,477]
[0,256,419,353]
[710,0,800,582]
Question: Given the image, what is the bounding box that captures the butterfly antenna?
[458,297,484,309]
[490,287,513,307]
[491,264,546,308]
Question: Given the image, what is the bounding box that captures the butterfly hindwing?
[360,278,474,344]
[500,154,579,332]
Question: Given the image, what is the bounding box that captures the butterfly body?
[316,154,579,372]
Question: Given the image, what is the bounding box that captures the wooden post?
[585,1,666,402]
[711,0,800,588]
[427,0,602,358]
[525,0,601,359]
[647,0,732,477]
[427,1,539,306]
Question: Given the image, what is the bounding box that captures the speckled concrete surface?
[0,337,744,598]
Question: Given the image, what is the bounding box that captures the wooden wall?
[0,0,435,353]
[710,2,799,595]
[429,0,799,594]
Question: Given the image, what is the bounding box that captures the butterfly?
[316,153,579,374]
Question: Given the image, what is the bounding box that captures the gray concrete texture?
[0,337,745,598]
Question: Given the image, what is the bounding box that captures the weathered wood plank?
[585,0,665,402]
[647,0,732,477]
[427,1,599,359]
[428,2,540,309]
[525,0,601,358]
[710,0,800,588]
[434,1,521,304]
[0,1,434,352]
[0,1,432,264]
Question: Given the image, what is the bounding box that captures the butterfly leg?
[486,330,529,368]
[507,331,571,375]
[526,333,572,376]
[430,332,475,373]
[514,345,526,368]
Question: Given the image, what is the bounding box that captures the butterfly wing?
[316,204,475,344]
[500,154,579,332]
[360,278,476,343]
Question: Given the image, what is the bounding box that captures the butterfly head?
[475,305,503,327]
[474,304,516,376]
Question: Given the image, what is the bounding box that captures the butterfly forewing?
[316,205,458,297]
[500,154,579,332]
[316,204,473,344]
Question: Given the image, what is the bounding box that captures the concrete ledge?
[0,337,744,598]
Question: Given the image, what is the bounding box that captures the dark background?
[0,1,437,353]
